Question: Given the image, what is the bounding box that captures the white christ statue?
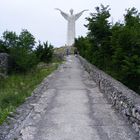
[55,8,88,46]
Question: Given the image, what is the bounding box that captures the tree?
[18,29,36,51]
[125,8,140,27]
[75,37,92,62]
[75,5,140,93]
[2,31,18,49]
[85,5,112,70]
[1,30,38,72]
[35,41,54,63]
[111,8,140,92]
[0,39,8,53]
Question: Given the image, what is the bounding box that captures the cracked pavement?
[14,56,138,140]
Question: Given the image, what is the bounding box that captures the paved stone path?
[17,56,138,140]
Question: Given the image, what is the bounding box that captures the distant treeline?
[75,5,140,93]
[0,29,54,73]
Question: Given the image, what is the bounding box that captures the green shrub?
[10,47,38,72]
[35,41,54,63]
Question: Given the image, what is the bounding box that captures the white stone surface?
[56,9,88,46]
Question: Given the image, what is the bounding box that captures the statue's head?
[70,9,74,15]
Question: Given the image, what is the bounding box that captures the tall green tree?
[1,30,38,72]
[85,5,112,70]
[111,8,140,92]
[18,29,36,51]
[2,31,18,49]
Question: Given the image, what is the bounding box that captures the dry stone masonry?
[0,53,9,77]
[78,56,140,136]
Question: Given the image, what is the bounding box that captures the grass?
[54,46,76,55]
[0,62,60,125]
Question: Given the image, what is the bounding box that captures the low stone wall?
[78,56,140,136]
[0,53,9,77]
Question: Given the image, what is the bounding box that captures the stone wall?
[0,53,9,77]
[78,56,140,136]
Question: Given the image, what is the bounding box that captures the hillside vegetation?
[0,30,63,124]
[75,5,140,94]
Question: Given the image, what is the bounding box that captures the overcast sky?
[0,0,140,47]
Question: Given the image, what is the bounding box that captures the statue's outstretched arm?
[55,8,69,20]
[75,9,89,20]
